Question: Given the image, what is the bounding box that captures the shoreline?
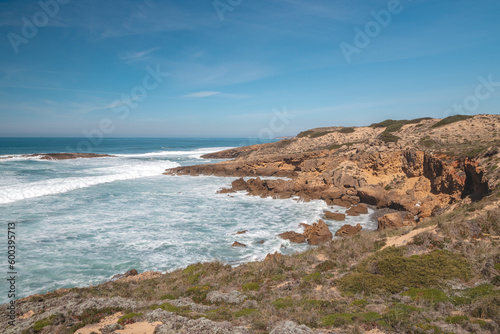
[3,114,499,334]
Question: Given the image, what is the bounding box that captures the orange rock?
[303,220,333,245]
[278,231,306,243]
[335,224,362,237]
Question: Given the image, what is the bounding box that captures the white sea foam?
[116,147,234,159]
[0,160,179,204]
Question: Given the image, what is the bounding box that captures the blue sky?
[0,0,499,137]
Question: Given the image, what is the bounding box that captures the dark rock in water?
[232,178,248,191]
[278,231,306,243]
[335,224,362,237]
[217,188,235,194]
[346,203,368,216]
[110,269,138,281]
[232,241,246,247]
[323,211,346,221]
[236,230,248,235]
[257,240,265,244]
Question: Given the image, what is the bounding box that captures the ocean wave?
[0,160,179,204]
[116,147,234,159]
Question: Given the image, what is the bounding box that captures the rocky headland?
[3,114,499,334]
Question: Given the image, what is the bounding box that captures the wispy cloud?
[183,91,221,98]
[120,47,160,63]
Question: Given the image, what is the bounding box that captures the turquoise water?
[0,138,376,303]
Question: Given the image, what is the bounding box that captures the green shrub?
[186,284,212,303]
[303,271,321,283]
[272,297,294,309]
[33,315,57,332]
[339,127,355,133]
[380,132,401,143]
[297,130,315,138]
[339,248,471,294]
[431,115,473,128]
[242,282,260,291]
[310,131,333,138]
[234,308,257,317]
[117,312,142,325]
[445,315,469,324]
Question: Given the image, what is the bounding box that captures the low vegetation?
[431,115,473,128]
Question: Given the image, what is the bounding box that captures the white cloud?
[183,91,221,98]
[120,47,160,62]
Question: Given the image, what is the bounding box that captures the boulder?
[278,231,306,243]
[231,241,247,247]
[346,203,368,216]
[231,178,248,191]
[236,230,248,235]
[335,224,362,237]
[303,220,333,245]
[378,212,415,230]
[323,211,346,221]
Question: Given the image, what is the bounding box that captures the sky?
[0,0,499,138]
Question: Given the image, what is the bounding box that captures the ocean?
[0,138,376,303]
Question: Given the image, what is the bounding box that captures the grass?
[242,282,260,291]
[321,312,381,327]
[431,115,473,128]
[234,308,257,317]
[402,288,449,303]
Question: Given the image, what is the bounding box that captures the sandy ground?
[75,312,123,334]
[75,312,161,334]
[382,225,437,249]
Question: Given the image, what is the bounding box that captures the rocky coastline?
[3,114,499,334]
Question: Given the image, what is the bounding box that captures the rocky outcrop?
[110,269,138,281]
[378,212,415,230]
[278,231,306,243]
[265,252,284,262]
[206,290,246,304]
[323,211,346,221]
[335,224,362,237]
[166,116,495,226]
[303,220,333,245]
